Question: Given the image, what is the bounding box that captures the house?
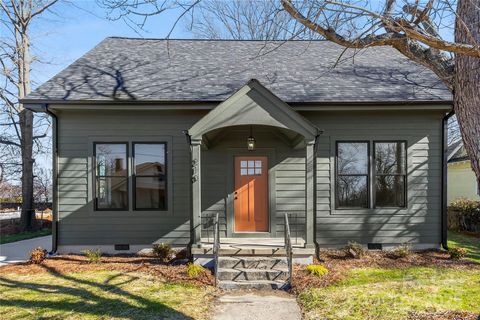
[23,38,453,259]
[448,140,480,203]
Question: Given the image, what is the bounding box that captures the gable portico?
[187,79,320,248]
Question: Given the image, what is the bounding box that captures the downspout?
[25,103,58,254]
[441,111,454,250]
[182,130,194,248]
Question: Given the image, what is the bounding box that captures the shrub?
[186,263,207,278]
[83,249,102,264]
[449,247,467,260]
[448,198,480,232]
[29,247,47,264]
[305,264,329,277]
[343,241,365,259]
[388,243,410,259]
[153,243,174,262]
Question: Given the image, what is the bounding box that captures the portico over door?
[188,79,320,247]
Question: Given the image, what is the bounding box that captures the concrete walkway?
[0,235,51,266]
[212,293,302,320]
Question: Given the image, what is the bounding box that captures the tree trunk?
[454,0,480,190]
[20,109,35,231]
[17,21,35,231]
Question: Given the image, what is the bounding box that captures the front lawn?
[299,267,480,320]
[448,230,480,263]
[0,228,51,244]
[0,256,214,320]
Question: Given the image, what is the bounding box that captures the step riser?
[218,281,289,290]
[218,270,289,281]
[218,258,288,269]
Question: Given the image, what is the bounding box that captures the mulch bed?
[292,249,480,293]
[0,255,213,287]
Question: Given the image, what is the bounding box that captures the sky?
[32,1,192,87]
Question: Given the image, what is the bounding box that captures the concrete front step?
[218,256,288,269]
[218,280,289,290]
[193,246,314,257]
[218,268,289,281]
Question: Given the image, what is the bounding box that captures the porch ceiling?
[188,79,319,144]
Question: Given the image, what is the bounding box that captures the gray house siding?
[305,110,443,247]
[56,109,206,247]
[55,107,444,250]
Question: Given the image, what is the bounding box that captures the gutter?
[26,103,58,254]
[441,111,455,250]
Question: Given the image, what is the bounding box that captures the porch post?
[305,140,317,248]
[191,139,202,247]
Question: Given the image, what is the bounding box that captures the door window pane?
[94,143,128,211]
[133,143,167,210]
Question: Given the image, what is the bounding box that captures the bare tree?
[0,0,59,230]
[280,0,480,188]
[184,0,315,40]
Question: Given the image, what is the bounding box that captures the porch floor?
[192,237,314,257]
[200,237,305,248]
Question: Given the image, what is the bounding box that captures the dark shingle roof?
[448,140,469,163]
[24,37,452,103]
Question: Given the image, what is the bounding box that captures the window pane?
[375,142,406,174]
[135,177,166,209]
[240,168,247,176]
[96,144,127,176]
[376,175,405,207]
[96,177,128,209]
[241,161,247,168]
[135,144,166,176]
[337,176,368,208]
[338,143,368,174]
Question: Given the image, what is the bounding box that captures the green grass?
[0,228,51,244]
[299,267,480,320]
[0,270,214,319]
[448,230,480,263]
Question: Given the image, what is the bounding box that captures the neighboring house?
[447,140,480,203]
[22,38,453,256]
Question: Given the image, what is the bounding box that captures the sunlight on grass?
[299,267,480,320]
[0,270,214,320]
[448,230,480,263]
[0,229,51,244]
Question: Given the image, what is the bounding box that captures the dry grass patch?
[0,255,215,320]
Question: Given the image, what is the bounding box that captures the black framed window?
[374,141,407,207]
[336,142,369,208]
[94,143,128,210]
[133,143,167,210]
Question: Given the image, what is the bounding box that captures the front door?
[234,156,269,232]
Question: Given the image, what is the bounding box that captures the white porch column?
[191,139,202,246]
[305,140,316,248]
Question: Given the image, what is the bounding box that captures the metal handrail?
[213,212,220,287]
[284,213,293,287]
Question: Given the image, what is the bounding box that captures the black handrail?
[213,212,220,286]
[284,213,293,287]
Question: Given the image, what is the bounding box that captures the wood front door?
[234,156,269,232]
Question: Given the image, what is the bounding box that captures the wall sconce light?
[247,126,255,151]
